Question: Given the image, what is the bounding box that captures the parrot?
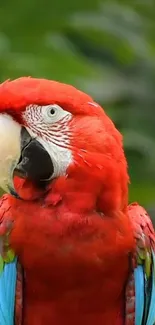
[0,77,154,325]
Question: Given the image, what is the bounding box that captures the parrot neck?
[45,178,98,214]
[44,174,127,217]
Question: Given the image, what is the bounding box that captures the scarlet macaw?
[0,77,154,325]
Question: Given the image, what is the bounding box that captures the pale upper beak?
[0,114,53,197]
[0,114,21,194]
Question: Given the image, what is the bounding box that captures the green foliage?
[0,0,155,216]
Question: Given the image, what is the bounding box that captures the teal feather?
[0,258,17,325]
[134,249,155,325]
[134,265,144,325]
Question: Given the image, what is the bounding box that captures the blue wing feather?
[134,249,155,325]
[134,265,145,325]
[0,259,17,325]
[127,203,155,325]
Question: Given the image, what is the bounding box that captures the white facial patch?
[36,136,72,179]
[0,114,21,192]
[23,104,73,179]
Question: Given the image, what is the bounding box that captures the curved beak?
[0,114,53,197]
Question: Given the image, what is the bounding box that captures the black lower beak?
[14,127,54,184]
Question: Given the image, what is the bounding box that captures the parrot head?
[0,77,128,213]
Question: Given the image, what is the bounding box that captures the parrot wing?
[0,194,22,325]
[125,203,155,325]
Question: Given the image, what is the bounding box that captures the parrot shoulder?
[0,193,19,325]
[125,202,155,325]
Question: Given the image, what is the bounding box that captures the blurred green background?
[0,0,155,221]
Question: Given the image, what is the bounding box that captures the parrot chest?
[23,285,125,325]
[10,202,134,325]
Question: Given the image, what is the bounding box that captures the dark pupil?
[50,108,55,115]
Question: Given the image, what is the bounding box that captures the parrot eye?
[42,104,71,124]
[49,108,56,116]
